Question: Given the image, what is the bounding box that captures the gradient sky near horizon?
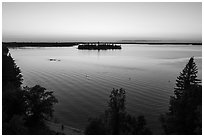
[2,2,202,42]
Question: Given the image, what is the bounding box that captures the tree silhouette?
[23,85,58,126]
[85,88,151,135]
[85,117,107,135]
[161,57,202,135]
[2,45,58,134]
[2,46,23,89]
[107,88,126,134]
[3,115,28,135]
[174,57,201,98]
[2,46,26,134]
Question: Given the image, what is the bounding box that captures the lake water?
[9,44,202,134]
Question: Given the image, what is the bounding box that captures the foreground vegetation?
[85,88,152,135]
[2,46,58,134]
[160,57,202,134]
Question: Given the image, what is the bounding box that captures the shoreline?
[3,42,202,48]
[45,120,84,135]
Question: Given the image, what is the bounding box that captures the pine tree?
[161,57,202,134]
[174,57,201,98]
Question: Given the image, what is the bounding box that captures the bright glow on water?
[9,44,202,134]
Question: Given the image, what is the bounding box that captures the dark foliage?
[161,57,202,135]
[2,46,58,135]
[107,88,126,134]
[85,118,108,135]
[2,84,26,123]
[174,57,201,98]
[24,85,58,126]
[3,115,28,135]
[2,46,23,89]
[85,88,152,135]
[2,46,26,134]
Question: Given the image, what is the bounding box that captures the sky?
[2,2,202,42]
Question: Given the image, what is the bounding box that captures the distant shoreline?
[2,42,202,48]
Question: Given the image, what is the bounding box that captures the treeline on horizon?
[2,44,202,135]
[2,42,78,47]
[2,41,202,48]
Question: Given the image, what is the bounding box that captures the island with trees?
[78,42,121,50]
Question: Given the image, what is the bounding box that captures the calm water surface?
[9,44,202,134]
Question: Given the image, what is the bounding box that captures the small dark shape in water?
[49,58,61,62]
[49,58,57,61]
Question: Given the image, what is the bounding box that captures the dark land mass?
[119,40,202,45]
[2,41,202,48]
[117,42,202,45]
[78,43,121,50]
[2,42,78,47]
